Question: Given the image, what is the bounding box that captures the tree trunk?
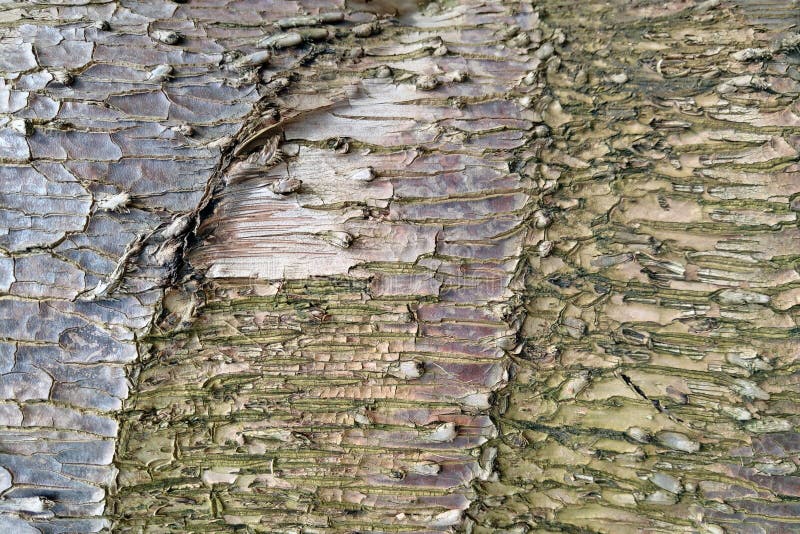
[0,1,798,533]
[468,2,800,533]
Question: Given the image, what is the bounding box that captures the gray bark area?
[0,0,797,533]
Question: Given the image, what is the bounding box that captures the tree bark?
[0,1,798,533]
[470,1,800,532]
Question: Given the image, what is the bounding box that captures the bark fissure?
[110,1,548,531]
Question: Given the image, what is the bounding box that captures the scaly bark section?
[111,1,551,531]
[0,1,346,531]
[5,1,797,532]
[468,1,800,533]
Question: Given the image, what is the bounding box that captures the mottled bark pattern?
[0,0,287,531]
[0,0,798,533]
[469,1,800,533]
[112,0,546,531]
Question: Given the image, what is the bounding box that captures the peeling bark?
[468,1,800,533]
[112,0,544,530]
[0,0,798,533]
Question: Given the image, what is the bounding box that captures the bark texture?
[470,1,800,533]
[112,0,544,531]
[0,0,798,533]
[0,1,274,531]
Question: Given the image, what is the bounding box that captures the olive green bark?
[468,1,800,533]
[111,1,542,531]
[111,1,800,532]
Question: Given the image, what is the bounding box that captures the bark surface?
[0,0,797,533]
[112,1,542,531]
[471,1,800,532]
